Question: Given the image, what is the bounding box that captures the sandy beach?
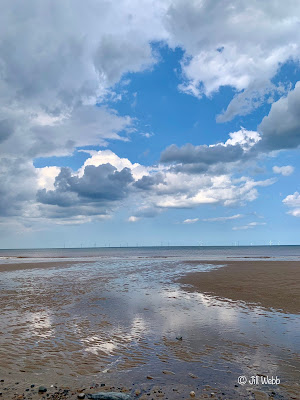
[0,255,299,400]
[178,260,300,314]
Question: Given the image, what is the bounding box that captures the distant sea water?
[0,245,300,263]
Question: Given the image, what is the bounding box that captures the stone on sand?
[38,386,47,393]
[162,370,175,375]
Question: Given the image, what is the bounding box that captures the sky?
[1,0,300,248]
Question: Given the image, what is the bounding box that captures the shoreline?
[178,260,300,314]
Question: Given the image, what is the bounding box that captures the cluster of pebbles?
[0,379,287,400]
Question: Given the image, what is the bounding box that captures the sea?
[1,245,300,263]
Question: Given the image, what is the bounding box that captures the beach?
[0,248,299,399]
[178,260,300,314]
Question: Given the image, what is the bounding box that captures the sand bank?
[178,260,300,314]
[0,260,92,272]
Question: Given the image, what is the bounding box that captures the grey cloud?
[94,35,154,84]
[160,143,244,166]
[0,0,165,161]
[171,162,228,175]
[0,0,161,113]
[0,119,14,143]
[0,157,37,217]
[216,82,279,123]
[37,164,134,217]
[38,204,110,221]
[134,173,165,190]
[73,165,134,201]
[28,106,132,158]
[0,105,132,159]
[37,189,77,208]
[258,81,300,151]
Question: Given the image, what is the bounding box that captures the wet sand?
[0,258,299,399]
[0,260,92,272]
[178,260,300,314]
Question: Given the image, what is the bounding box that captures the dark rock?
[31,384,35,388]
[78,394,86,399]
[38,386,47,393]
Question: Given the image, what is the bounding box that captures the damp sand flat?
[0,257,299,399]
[178,260,300,314]
[0,260,93,272]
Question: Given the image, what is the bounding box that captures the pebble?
[78,394,86,399]
[162,370,175,375]
[190,391,195,397]
[146,376,153,380]
[38,385,47,393]
[135,389,141,396]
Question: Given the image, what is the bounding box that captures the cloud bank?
[1,0,300,229]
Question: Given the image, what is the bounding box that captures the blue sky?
[1,1,300,248]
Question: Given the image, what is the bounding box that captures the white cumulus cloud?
[283,191,300,217]
[272,165,294,176]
